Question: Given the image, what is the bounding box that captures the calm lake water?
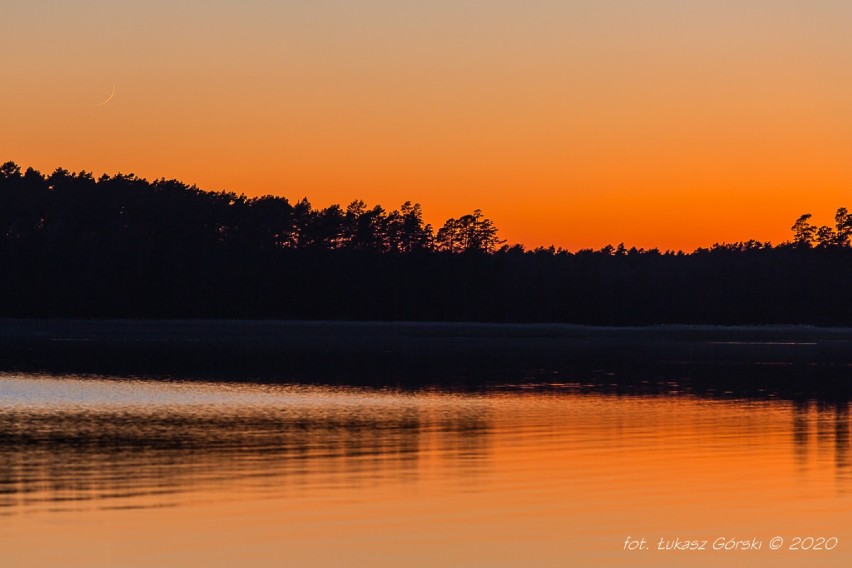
[0,373,849,567]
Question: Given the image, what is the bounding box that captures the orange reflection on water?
[0,377,849,567]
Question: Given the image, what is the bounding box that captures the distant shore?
[3,317,852,339]
[5,164,852,325]
[1,319,851,398]
[3,318,852,356]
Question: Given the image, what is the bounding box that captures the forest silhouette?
[1,161,851,324]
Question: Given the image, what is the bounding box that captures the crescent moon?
[96,83,116,106]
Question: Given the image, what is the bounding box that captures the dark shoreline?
[5,316,852,336]
[1,319,850,399]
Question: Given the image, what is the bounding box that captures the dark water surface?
[0,322,850,566]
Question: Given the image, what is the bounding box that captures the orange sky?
[3,1,851,250]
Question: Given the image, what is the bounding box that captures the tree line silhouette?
[1,161,850,324]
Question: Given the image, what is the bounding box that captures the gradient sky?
[3,1,851,250]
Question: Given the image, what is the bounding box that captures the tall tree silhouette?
[436,209,503,253]
[833,207,851,247]
[791,214,816,248]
